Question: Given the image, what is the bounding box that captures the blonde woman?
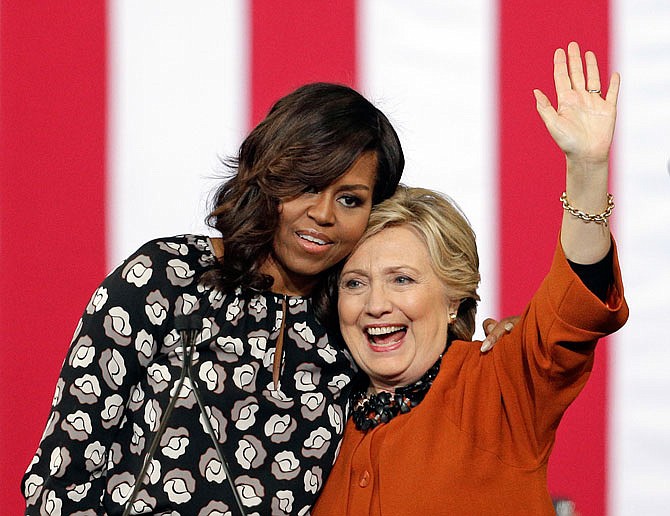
[313,42,627,515]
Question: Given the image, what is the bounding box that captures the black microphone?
[173,314,203,332]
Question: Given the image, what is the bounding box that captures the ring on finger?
[587,88,601,94]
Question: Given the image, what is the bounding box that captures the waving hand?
[533,42,620,264]
[534,41,620,164]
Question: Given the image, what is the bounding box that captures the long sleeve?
[488,235,627,463]
[21,237,204,514]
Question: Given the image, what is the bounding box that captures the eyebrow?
[336,184,371,192]
[341,265,421,276]
[340,268,367,276]
[385,265,421,275]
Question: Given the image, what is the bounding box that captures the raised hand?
[533,42,621,264]
[533,41,620,166]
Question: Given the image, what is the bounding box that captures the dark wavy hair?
[205,82,404,318]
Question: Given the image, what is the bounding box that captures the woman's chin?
[366,363,413,392]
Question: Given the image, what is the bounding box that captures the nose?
[365,282,392,317]
[306,192,335,226]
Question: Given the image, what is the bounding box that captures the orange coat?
[312,242,628,515]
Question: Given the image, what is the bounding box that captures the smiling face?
[261,152,377,296]
[338,225,460,393]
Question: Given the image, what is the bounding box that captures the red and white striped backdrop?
[1,1,669,514]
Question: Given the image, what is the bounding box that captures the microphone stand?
[123,315,246,516]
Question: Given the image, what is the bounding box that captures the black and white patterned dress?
[22,235,356,516]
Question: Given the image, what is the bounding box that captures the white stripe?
[107,1,249,267]
[359,0,498,336]
[611,1,670,514]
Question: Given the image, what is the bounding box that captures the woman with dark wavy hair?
[22,82,511,515]
[206,83,403,318]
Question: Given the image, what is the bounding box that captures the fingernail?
[504,322,514,332]
[486,324,495,334]
[480,340,492,353]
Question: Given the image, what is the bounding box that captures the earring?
[449,313,457,321]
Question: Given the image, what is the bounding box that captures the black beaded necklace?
[350,346,448,432]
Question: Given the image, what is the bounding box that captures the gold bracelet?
[560,192,614,225]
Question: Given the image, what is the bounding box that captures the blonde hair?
[359,185,480,340]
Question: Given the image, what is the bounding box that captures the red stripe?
[497,3,611,515]
[0,2,107,512]
[250,0,358,126]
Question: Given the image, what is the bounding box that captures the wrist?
[564,159,609,207]
[560,192,614,226]
[565,156,610,172]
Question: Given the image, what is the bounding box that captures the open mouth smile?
[366,325,407,351]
